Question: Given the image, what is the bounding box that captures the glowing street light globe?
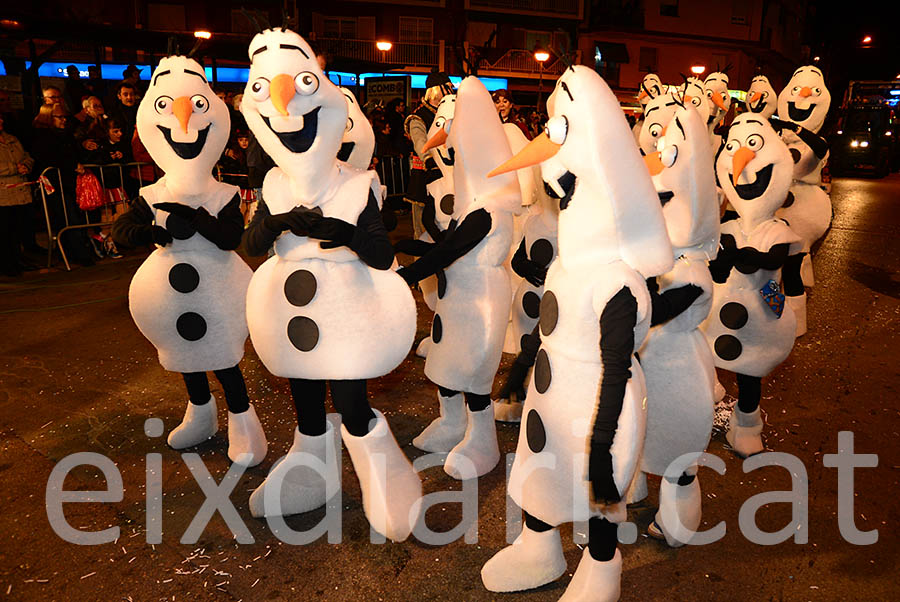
[194,31,212,39]
[376,41,392,52]
[534,49,550,62]
[691,65,706,75]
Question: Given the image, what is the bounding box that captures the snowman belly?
[640,328,715,476]
[246,256,416,380]
[776,183,832,251]
[129,249,251,372]
[702,278,796,377]
[424,263,510,394]
[508,353,646,526]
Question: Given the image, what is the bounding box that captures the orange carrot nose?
[683,94,694,104]
[638,89,648,101]
[748,91,761,105]
[799,86,812,97]
[173,96,193,134]
[712,92,729,111]
[422,128,448,153]
[644,150,664,176]
[270,73,296,116]
[732,147,756,187]
[660,126,668,137]
[488,131,561,177]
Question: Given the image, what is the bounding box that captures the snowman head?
[703,72,731,127]
[488,65,672,276]
[638,73,663,107]
[425,77,519,218]
[639,92,680,155]
[745,75,777,119]
[427,94,456,179]
[241,28,346,187]
[337,87,374,170]
[717,113,793,226]
[680,77,710,125]
[644,106,719,258]
[777,65,830,132]
[136,56,229,180]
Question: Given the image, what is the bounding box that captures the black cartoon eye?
[649,123,664,138]
[691,96,701,106]
[545,114,568,145]
[746,133,764,150]
[190,95,209,113]
[792,86,801,94]
[813,87,823,96]
[250,78,270,101]
[762,91,769,98]
[725,139,739,154]
[706,89,713,97]
[295,72,319,95]
[434,117,445,130]
[155,95,173,114]
[345,117,353,133]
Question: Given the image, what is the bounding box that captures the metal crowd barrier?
[375,154,409,200]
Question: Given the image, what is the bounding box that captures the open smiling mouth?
[658,190,674,206]
[157,124,210,160]
[437,147,455,166]
[262,107,320,153]
[750,100,767,113]
[733,163,774,200]
[787,102,814,122]
[337,141,354,161]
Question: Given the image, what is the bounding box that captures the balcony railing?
[466,0,581,18]
[314,37,439,68]
[478,48,570,77]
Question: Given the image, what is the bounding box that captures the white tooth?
[737,168,757,186]
[271,114,303,133]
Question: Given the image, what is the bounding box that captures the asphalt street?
[0,175,898,601]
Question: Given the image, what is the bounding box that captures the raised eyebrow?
[664,101,677,107]
[674,116,686,139]
[744,118,764,125]
[280,44,310,58]
[560,81,574,101]
[645,105,659,114]
[152,69,171,85]
[184,69,207,83]
[251,46,267,58]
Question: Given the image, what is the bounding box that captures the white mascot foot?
[714,378,726,402]
[787,293,807,337]
[412,390,466,453]
[492,399,523,423]
[649,477,701,547]
[726,407,764,458]
[625,470,648,505]
[227,404,268,467]
[415,336,432,358]
[800,253,815,287]
[167,396,218,449]
[558,548,622,602]
[444,404,500,479]
[342,410,423,542]
[481,526,566,592]
[249,415,341,518]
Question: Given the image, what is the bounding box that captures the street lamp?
[534,45,550,112]
[691,65,706,75]
[376,40,392,65]
[862,35,872,44]
[194,30,211,40]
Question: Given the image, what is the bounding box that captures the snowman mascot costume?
[112,56,266,467]
[395,94,457,358]
[703,71,732,149]
[702,114,802,458]
[239,28,421,542]
[337,87,375,169]
[773,66,832,336]
[744,75,778,119]
[396,76,520,480]
[638,91,682,156]
[637,104,719,546]
[632,73,663,145]
[481,65,673,601]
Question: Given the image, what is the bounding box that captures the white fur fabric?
[507,260,650,526]
[701,219,800,377]
[776,182,832,253]
[639,258,715,476]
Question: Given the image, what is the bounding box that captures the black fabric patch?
[284,269,317,307]
[534,348,551,393]
[337,141,355,162]
[520,333,529,351]
[522,291,541,319]
[720,302,749,329]
[439,194,455,216]
[714,334,742,361]
[530,238,554,267]
[735,260,760,275]
[783,191,795,208]
[436,270,447,299]
[176,312,207,341]
[168,263,199,293]
[526,409,546,453]
[287,316,319,352]
[432,313,443,343]
[733,163,774,201]
[166,214,196,240]
[789,148,802,164]
[540,291,558,336]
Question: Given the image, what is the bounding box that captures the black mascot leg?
[463,392,490,412]
[783,253,805,297]
[588,516,618,562]
[289,378,327,436]
[438,385,459,397]
[212,365,251,414]
[182,372,211,404]
[330,379,376,437]
[524,512,554,533]
[736,373,762,414]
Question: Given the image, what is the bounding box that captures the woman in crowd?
[0,114,35,277]
[492,89,531,139]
